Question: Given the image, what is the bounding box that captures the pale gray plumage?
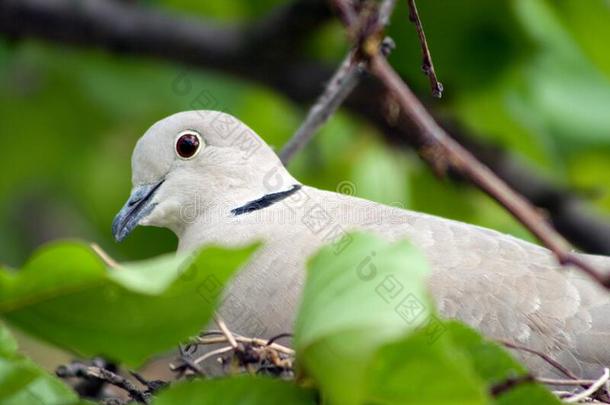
[113,110,610,379]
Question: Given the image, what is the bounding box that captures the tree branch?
[406,0,443,98]
[334,0,610,287]
[280,51,363,163]
[2,0,610,255]
[56,361,152,404]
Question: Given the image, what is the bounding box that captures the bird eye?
[175,131,202,159]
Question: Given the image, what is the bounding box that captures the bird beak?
[112,181,164,242]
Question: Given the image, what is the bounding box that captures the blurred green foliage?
[1,0,610,270]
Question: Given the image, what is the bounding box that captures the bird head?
[112,110,297,242]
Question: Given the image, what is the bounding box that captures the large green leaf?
[294,233,558,404]
[364,326,487,405]
[294,233,433,404]
[446,322,560,405]
[0,323,82,405]
[361,322,560,405]
[0,241,257,366]
[153,377,316,405]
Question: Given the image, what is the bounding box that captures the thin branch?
[171,345,205,376]
[564,368,610,403]
[193,345,234,365]
[90,243,120,268]
[196,334,295,355]
[538,378,602,386]
[266,332,293,346]
[490,374,534,397]
[129,371,167,394]
[367,53,610,288]
[56,362,150,404]
[497,339,579,380]
[406,0,443,98]
[214,315,238,349]
[279,0,397,164]
[328,0,610,289]
[3,0,610,254]
[279,51,363,163]
[378,0,397,26]
[189,326,295,377]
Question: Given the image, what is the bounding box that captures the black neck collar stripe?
[231,184,302,216]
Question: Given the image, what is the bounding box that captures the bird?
[112,110,610,379]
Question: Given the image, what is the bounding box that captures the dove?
[113,110,610,378]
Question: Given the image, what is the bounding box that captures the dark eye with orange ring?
[175,131,202,159]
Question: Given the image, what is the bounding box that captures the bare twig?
[214,315,238,349]
[56,362,150,404]
[367,53,610,288]
[129,371,167,394]
[328,0,610,290]
[3,0,610,254]
[279,51,363,163]
[193,345,234,365]
[266,332,293,346]
[90,243,119,268]
[538,378,602,386]
[406,0,443,97]
[564,368,610,403]
[490,374,534,397]
[171,345,205,376]
[191,327,295,377]
[196,334,295,355]
[279,0,397,164]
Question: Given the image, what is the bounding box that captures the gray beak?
[112,181,164,242]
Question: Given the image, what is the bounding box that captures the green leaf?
[364,326,488,405]
[0,241,257,366]
[294,233,432,404]
[361,321,560,404]
[153,376,316,405]
[0,323,80,405]
[294,233,558,404]
[446,322,560,404]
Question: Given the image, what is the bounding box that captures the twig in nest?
[214,315,238,349]
[170,344,205,377]
[196,332,295,356]
[90,243,119,269]
[266,332,293,346]
[564,368,610,403]
[490,374,534,397]
[56,361,151,404]
[538,378,604,386]
[190,328,295,377]
[193,345,234,365]
[406,0,443,98]
[129,371,168,394]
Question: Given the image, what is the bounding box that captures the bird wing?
[315,187,610,377]
[192,185,610,378]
